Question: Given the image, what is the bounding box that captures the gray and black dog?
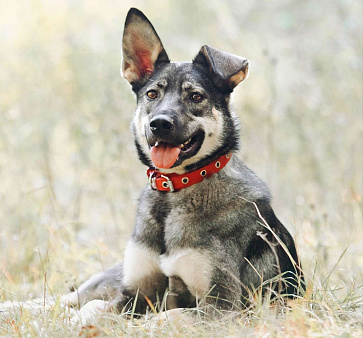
[63,8,304,320]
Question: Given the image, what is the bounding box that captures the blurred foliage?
[0,0,361,303]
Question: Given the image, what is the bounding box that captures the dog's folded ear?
[122,8,170,89]
[193,45,249,92]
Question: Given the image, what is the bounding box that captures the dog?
[60,8,304,323]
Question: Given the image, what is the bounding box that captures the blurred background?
[0,0,361,299]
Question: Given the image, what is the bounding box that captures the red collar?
[147,153,231,192]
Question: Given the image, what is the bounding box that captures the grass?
[0,0,362,336]
[0,270,362,336]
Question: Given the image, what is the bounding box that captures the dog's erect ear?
[122,8,170,88]
[193,45,249,92]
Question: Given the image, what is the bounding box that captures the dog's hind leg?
[62,262,123,308]
[0,264,123,317]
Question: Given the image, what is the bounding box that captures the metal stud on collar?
[181,177,189,184]
[200,169,207,177]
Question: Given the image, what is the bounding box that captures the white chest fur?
[160,248,213,297]
[122,240,162,289]
[122,240,213,298]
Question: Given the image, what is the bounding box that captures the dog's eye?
[189,92,204,103]
[147,90,158,100]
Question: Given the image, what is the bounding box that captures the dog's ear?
[122,8,170,88]
[193,45,249,92]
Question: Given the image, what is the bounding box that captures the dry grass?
[0,0,362,336]
[0,278,362,337]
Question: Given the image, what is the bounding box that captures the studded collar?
[147,153,231,192]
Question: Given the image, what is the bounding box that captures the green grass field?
[0,0,362,336]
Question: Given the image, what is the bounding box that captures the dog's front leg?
[161,248,242,314]
[166,276,196,309]
[161,248,215,309]
[118,239,168,313]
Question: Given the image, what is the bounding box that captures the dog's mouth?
[150,132,205,169]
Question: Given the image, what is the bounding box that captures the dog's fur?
[60,8,304,322]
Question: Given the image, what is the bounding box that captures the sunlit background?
[0,0,361,301]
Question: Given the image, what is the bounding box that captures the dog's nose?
[149,115,174,135]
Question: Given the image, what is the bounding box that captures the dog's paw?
[143,308,197,329]
[60,292,79,308]
[70,300,110,326]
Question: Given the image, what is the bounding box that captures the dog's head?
[122,8,249,174]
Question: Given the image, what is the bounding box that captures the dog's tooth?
[155,141,159,147]
[184,138,191,146]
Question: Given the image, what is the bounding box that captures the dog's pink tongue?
[150,144,180,169]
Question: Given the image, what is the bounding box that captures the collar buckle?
[148,172,157,190]
[148,172,175,192]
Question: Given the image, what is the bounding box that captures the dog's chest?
[156,187,219,296]
[155,181,227,248]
